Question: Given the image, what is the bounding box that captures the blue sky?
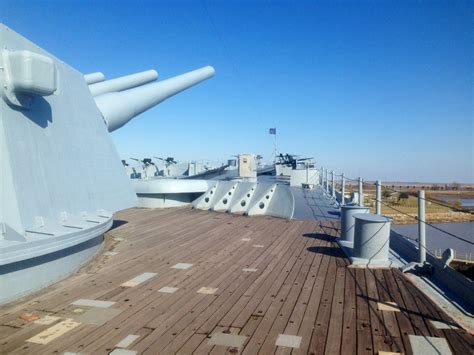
[2,0,473,182]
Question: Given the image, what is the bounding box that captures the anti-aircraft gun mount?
[0,23,215,304]
[129,158,160,179]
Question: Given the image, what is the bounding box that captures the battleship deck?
[0,208,472,354]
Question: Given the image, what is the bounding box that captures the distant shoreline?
[388,211,474,225]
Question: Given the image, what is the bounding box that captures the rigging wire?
[325,171,473,246]
[363,190,473,245]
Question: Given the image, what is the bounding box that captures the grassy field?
[340,187,474,224]
[363,194,451,215]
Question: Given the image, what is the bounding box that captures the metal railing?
[319,166,473,263]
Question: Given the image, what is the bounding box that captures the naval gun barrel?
[89,69,158,97]
[94,65,215,132]
[84,72,105,84]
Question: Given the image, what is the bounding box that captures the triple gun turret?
[84,66,215,132]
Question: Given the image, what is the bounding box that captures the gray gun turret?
[94,65,215,132]
[0,23,215,304]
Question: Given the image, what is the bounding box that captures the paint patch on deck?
[33,315,61,325]
[408,335,452,355]
[72,307,121,325]
[242,268,257,272]
[430,320,460,330]
[172,263,193,270]
[377,302,400,312]
[208,333,247,348]
[121,272,157,287]
[26,319,81,345]
[197,287,218,295]
[159,287,179,294]
[116,334,140,348]
[109,349,137,355]
[71,299,115,308]
[275,334,302,348]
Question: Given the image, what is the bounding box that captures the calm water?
[459,199,474,207]
[392,222,474,260]
[433,195,474,207]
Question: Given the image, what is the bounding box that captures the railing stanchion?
[331,171,335,199]
[325,169,329,193]
[376,180,382,215]
[323,168,326,190]
[341,173,345,206]
[322,168,326,190]
[358,177,363,206]
[418,190,426,264]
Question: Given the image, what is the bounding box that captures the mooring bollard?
[418,190,426,264]
[353,213,391,264]
[341,173,345,206]
[340,205,370,243]
[358,177,364,206]
[376,180,382,215]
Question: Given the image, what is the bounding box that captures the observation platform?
[0,208,471,354]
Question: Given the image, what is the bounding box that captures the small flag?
[269,128,276,135]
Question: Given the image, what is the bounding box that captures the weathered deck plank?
[0,207,472,355]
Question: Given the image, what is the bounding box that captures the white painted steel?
[418,190,426,263]
[265,184,295,219]
[89,69,158,97]
[95,66,215,132]
[192,181,294,219]
[290,167,318,187]
[192,183,219,210]
[212,182,239,211]
[376,180,382,215]
[352,213,391,266]
[229,182,257,214]
[358,177,364,206]
[84,72,105,84]
[246,184,276,216]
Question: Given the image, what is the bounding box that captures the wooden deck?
[0,207,472,354]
